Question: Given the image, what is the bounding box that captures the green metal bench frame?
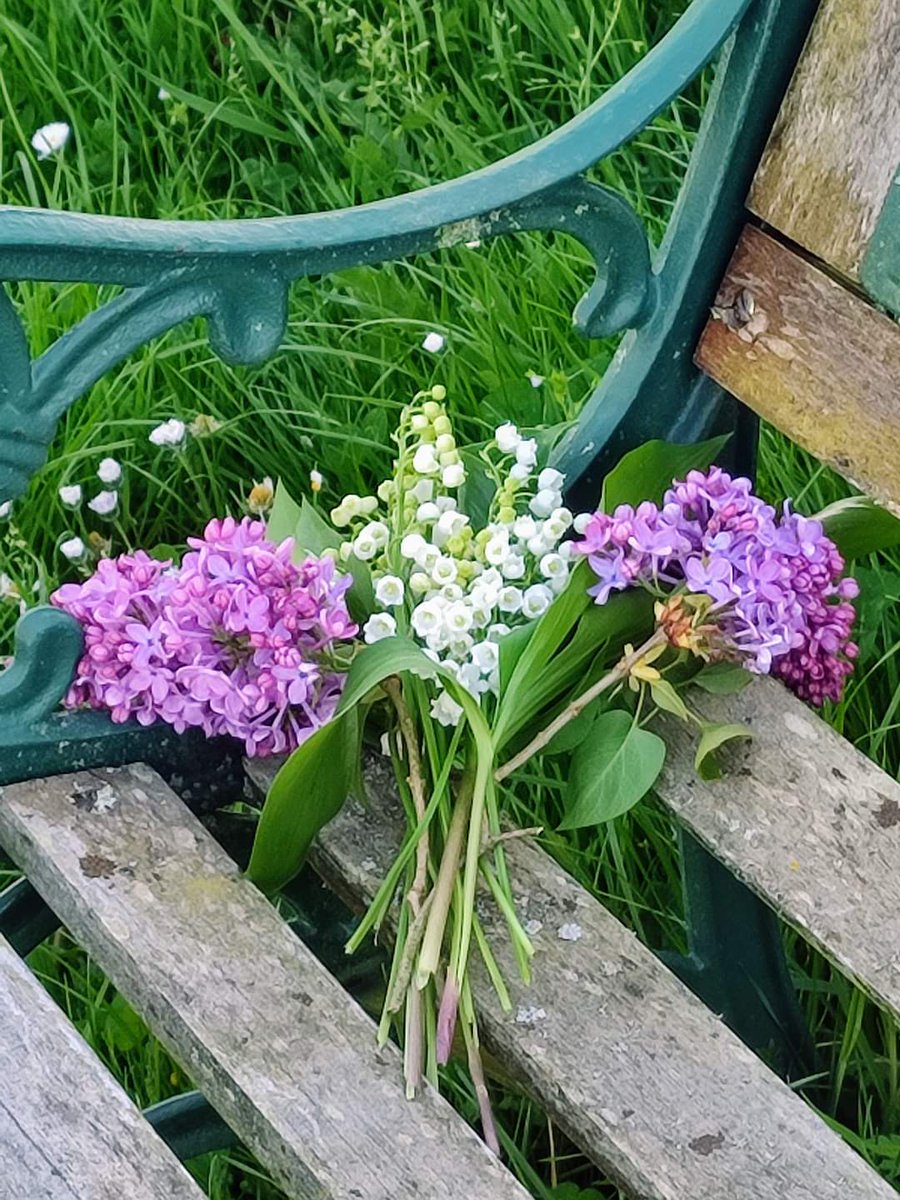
[0,0,818,1161]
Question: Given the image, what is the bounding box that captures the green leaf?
[103,993,148,1053]
[649,677,691,721]
[337,636,440,715]
[694,721,753,780]
[150,80,300,144]
[816,496,900,560]
[542,694,607,756]
[600,436,729,513]
[146,543,183,564]
[692,661,752,695]
[266,479,303,545]
[292,497,375,621]
[457,448,496,530]
[246,708,361,893]
[498,622,536,694]
[560,709,666,828]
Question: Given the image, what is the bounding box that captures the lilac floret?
[574,469,858,706]
[52,517,357,756]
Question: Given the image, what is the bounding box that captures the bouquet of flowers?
[53,389,862,1148]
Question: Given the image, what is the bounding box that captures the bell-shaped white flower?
[422,331,445,353]
[363,612,397,643]
[573,512,593,534]
[417,502,440,523]
[483,531,510,566]
[430,690,464,727]
[444,601,473,635]
[431,556,458,586]
[522,583,554,619]
[411,478,434,503]
[540,553,568,581]
[413,444,440,475]
[442,462,466,489]
[495,422,521,454]
[529,488,560,518]
[498,585,523,613]
[401,532,426,560]
[515,438,538,468]
[411,599,443,637]
[538,467,565,492]
[374,575,405,607]
[500,553,526,580]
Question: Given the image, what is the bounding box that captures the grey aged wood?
[0,765,529,1200]
[696,224,900,512]
[246,755,894,1200]
[749,0,900,282]
[657,675,900,1023]
[0,932,206,1200]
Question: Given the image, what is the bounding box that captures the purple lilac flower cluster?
[574,467,858,705]
[52,517,357,756]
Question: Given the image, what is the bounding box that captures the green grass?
[2,0,900,1196]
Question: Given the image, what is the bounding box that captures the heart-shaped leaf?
[560,709,666,828]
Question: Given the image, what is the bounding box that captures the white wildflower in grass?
[421,331,445,353]
[60,535,87,562]
[374,575,405,607]
[0,501,11,519]
[310,469,324,493]
[528,373,545,388]
[363,612,397,644]
[58,484,82,509]
[87,490,118,517]
[247,477,274,516]
[32,121,71,159]
[158,86,171,101]
[149,418,187,447]
[97,458,122,485]
[189,413,221,438]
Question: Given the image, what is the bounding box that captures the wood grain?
[696,224,900,510]
[0,765,529,1200]
[658,675,900,1022]
[244,754,894,1200]
[0,932,206,1200]
[749,0,900,281]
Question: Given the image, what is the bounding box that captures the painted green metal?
[860,166,900,319]
[0,877,60,957]
[143,1093,238,1161]
[0,0,823,1141]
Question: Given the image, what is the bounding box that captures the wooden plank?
[245,755,895,1200]
[749,0,900,282]
[0,765,529,1200]
[0,933,205,1200]
[657,675,900,1022]
[696,224,900,511]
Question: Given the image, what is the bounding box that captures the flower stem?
[494,628,668,783]
[383,676,429,917]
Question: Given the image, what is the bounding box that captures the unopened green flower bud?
[430,385,447,401]
[435,433,456,455]
[439,449,460,468]
[359,496,379,515]
[331,505,350,527]
[422,400,441,420]
[433,415,452,436]
[410,413,429,432]
[377,479,395,503]
[498,505,516,525]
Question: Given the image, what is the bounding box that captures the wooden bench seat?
[0,932,206,1200]
[658,675,900,1023]
[246,756,895,1199]
[0,765,529,1200]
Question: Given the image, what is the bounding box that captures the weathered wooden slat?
[245,755,894,1200]
[0,765,529,1200]
[696,224,900,511]
[749,0,900,283]
[657,675,900,1022]
[0,932,206,1200]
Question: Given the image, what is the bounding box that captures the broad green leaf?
[600,436,729,513]
[816,496,900,560]
[103,994,148,1053]
[290,497,374,621]
[542,693,608,756]
[498,622,536,694]
[649,677,691,721]
[851,566,900,659]
[266,478,303,545]
[692,661,752,695]
[694,721,753,780]
[560,709,666,828]
[458,448,496,530]
[246,708,360,893]
[147,543,183,564]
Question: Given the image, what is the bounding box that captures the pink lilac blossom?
[575,467,858,706]
[52,517,357,756]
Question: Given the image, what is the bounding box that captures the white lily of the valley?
[363,612,397,644]
[374,575,405,608]
[32,122,71,160]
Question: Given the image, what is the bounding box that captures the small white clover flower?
[401,532,427,560]
[495,422,521,454]
[442,462,466,489]
[60,535,87,561]
[516,438,538,468]
[374,575,405,607]
[422,331,445,353]
[149,418,186,447]
[363,612,397,644]
[158,86,172,100]
[528,374,545,388]
[430,690,464,727]
[522,583,554,619]
[0,500,11,519]
[538,467,565,492]
[87,490,118,517]
[32,121,71,159]
[413,444,440,475]
[97,457,122,485]
[498,585,523,613]
[59,484,82,508]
